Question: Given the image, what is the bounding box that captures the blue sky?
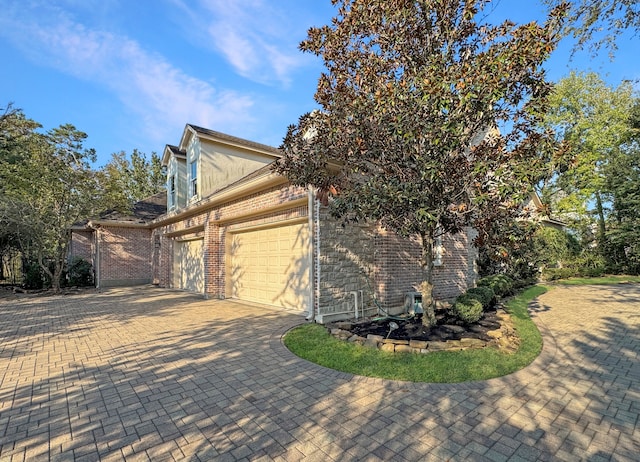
[1,0,638,166]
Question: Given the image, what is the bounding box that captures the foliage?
[478,274,514,297]
[22,260,48,290]
[451,294,484,324]
[284,285,547,383]
[544,0,640,56]
[100,149,165,212]
[465,286,496,308]
[478,216,548,282]
[532,226,580,268]
[276,0,567,327]
[602,101,640,274]
[542,72,635,253]
[67,257,94,287]
[0,105,105,292]
[542,72,640,275]
[540,250,606,279]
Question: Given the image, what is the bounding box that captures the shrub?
[452,294,483,324]
[478,274,514,297]
[67,257,93,286]
[541,267,576,281]
[22,260,45,289]
[465,286,495,309]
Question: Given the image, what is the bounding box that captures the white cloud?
[173,0,311,86]
[0,1,255,145]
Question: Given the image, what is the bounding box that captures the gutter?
[87,220,150,229]
[151,171,288,228]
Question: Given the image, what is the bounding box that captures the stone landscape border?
[326,307,520,354]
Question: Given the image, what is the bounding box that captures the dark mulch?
[331,307,501,342]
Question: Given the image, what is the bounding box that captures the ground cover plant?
[284,286,547,383]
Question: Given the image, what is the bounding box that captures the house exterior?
[71,124,478,323]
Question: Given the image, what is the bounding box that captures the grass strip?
[553,275,640,285]
[283,285,548,383]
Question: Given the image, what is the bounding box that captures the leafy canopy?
[0,107,103,291]
[542,72,635,243]
[100,149,165,213]
[544,0,640,57]
[276,0,567,265]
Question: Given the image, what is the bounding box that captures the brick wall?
[375,226,478,309]
[97,227,153,287]
[70,230,94,263]
[431,228,478,300]
[83,178,477,313]
[373,226,422,313]
[317,210,478,320]
[152,183,309,298]
[317,209,377,321]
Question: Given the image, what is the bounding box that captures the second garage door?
[229,222,310,312]
[173,238,204,293]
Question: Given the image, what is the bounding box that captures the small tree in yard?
[275,0,568,326]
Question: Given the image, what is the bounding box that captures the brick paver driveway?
[0,284,638,461]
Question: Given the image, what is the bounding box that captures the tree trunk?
[419,231,437,328]
[51,261,63,293]
[594,191,607,254]
[37,252,54,291]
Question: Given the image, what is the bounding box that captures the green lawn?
[284,285,547,383]
[552,275,640,285]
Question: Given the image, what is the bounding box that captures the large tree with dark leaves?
[544,0,640,56]
[275,0,567,325]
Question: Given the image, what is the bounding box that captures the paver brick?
[1,285,639,461]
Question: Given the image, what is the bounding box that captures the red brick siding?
[153,183,309,298]
[372,227,421,311]
[70,230,94,263]
[432,230,477,300]
[98,227,153,285]
[374,227,477,308]
[318,215,478,317]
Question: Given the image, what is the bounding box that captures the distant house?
[523,193,567,231]
[71,124,478,323]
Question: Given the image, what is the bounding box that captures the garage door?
[173,238,204,293]
[229,222,310,312]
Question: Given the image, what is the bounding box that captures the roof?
[98,192,167,224]
[166,144,186,158]
[186,124,282,156]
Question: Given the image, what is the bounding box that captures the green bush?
[452,294,483,324]
[465,286,495,308]
[67,258,93,286]
[478,274,514,297]
[22,260,46,289]
[541,267,576,281]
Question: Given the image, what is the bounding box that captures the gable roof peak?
[182,124,282,157]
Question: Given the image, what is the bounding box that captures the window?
[169,175,176,209]
[189,160,198,198]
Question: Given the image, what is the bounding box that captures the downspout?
[94,226,101,289]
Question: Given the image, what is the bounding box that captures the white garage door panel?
[183,239,204,293]
[173,238,204,294]
[230,223,310,312]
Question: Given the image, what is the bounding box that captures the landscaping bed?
[325,304,520,354]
